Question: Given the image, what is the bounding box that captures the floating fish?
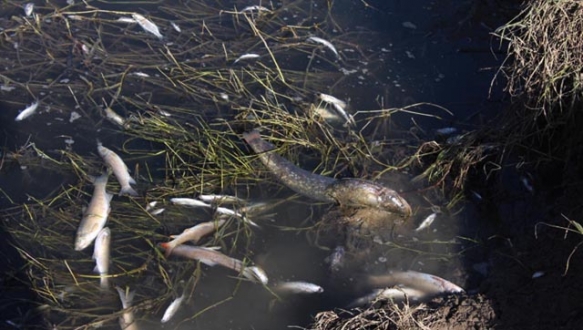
[23,3,34,17]
[349,287,425,307]
[104,107,126,127]
[233,53,260,64]
[170,21,181,33]
[240,5,272,13]
[365,270,465,296]
[274,281,323,294]
[198,194,245,204]
[215,206,259,228]
[75,174,113,251]
[317,93,354,126]
[307,36,340,59]
[161,244,265,283]
[163,219,227,257]
[97,143,138,196]
[93,227,111,289]
[242,266,269,285]
[115,287,138,330]
[161,294,185,323]
[15,100,39,121]
[117,17,137,23]
[415,213,436,232]
[131,13,163,39]
[170,198,212,208]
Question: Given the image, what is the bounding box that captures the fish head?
[376,187,412,217]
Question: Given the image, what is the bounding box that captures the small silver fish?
[170,21,181,33]
[170,198,212,208]
[215,206,259,228]
[161,294,185,323]
[75,174,113,251]
[97,143,138,196]
[23,3,34,17]
[115,287,138,330]
[415,213,437,232]
[233,53,260,64]
[198,194,245,204]
[104,107,126,127]
[132,13,163,39]
[317,93,354,126]
[242,266,269,285]
[93,227,111,289]
[366,270,464,295]
[307,36,340,59]
[117,17,137,23]
[240,5,272,13]
[15,101,39,121]
[274,281,323,294]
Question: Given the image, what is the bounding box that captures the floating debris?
[520,175,534,193]
[131,13,163,39]
[325,246,345,273]
[69,111,81,123]
[532,271,545,279]
[0,84,16,92]
[307,36,340,59]
[15,100,39,121]
[130,72,150,78]
[402,21,417,29]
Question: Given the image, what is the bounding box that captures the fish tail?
[120,185,139,197]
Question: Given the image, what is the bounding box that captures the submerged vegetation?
[0,0,509,329]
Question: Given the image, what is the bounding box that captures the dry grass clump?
[496,0,583,127]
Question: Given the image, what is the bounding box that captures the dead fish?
[115,287,138,330]
[414,213,436,232]
[15,100,39,121]
[170,198,212,208]
[75,174,113,251]
[23,3,34,17]
[233,53,260,64]
[215,206,259,228]
[161,244,244,272]
[163,219,227,257]
[349,287,425,307]
[161,294,185,323]
[93,227,111,289]
[240,5,272,13]
[366,270,464,296]
[242,266,269,285]
[104,107,126,127]
[131,13,163,39]
[170,21,181,33]
[274,281,323,294]
[317,93,354,126]
[117,17,137,23]
[198,194,245,204]
[97,143,138,196]
[307,36,340,59]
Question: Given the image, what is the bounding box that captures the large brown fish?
[242,130,411,216]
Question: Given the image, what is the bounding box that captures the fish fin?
[159,242,174,258]
[106,192,114,202]
[128,176,136,185]
[119,186,138,197]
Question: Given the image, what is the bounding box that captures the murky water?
[0,0,515,329]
